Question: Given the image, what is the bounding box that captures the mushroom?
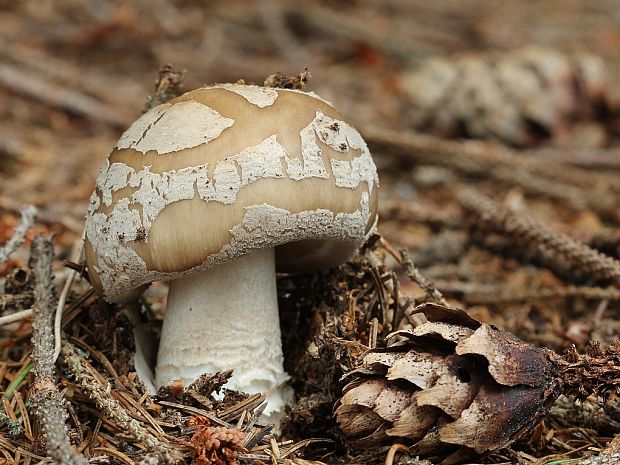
[84,83,379,420]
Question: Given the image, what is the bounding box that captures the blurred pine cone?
[335,303,562,459]
[400,47,618,147]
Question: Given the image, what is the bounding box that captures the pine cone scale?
[387,351,450,389]
[415,356,482,418]
[437,379,551,453]
[455,324,556,387]
[386,396,442,442]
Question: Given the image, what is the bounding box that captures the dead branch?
[0,36,139,117]
[523,147,620,169]
[61,341,180,460]
[0,63,127,127]
[590,231,620,260]
[398,248,448,306]
[294,3,426,61]
[366,126,619,192]
[0,308,33,326]
[0,195,82,235]
[433,282,620,305]
[579,451,620,465]
[0,205,36,266]
[0,127,23,168]
[458,189,620,287]
[365,127,619,219]
[29,235,87,465]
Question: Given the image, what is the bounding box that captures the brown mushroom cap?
[85,84,379,302]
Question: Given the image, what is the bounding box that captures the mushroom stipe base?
[155,247,292,419]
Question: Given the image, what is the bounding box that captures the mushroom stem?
[155,247,291,418]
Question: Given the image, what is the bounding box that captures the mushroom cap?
[85,84,379,302]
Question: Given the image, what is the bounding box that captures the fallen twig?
[400,252,448,306]
[378,236,448,306]
[295,3,428,61]
[0,194,82,234]
[458,188,620,287]
[0,37,138,120]
[61,341,180,461]
[393,245,448,306]
[28,235,87,465]
[53,233,84,363]
[0,308,33,326]
[433,281,620,304]
[0,63,127,127]
[523,147,620,169]
[365,127,619,219]
[0,204,36,266]
[580,451,620,465]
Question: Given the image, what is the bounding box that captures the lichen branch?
[0,205,36,265]
[61,340,180,461]
[29,234,87,465]
[398,247,448,306]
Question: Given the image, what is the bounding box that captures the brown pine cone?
[335,303,562,458]
[400,46,615,147]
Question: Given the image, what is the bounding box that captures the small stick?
[91,447,134,465]
[399,248,449,306]
[385,443,409,465]
[364,127,618,218]
[0,205,36,266]
[580,451,620,465]
[28,235,87,465]
[433,281,620,304]
[53,232,84,363]
[368,318,378,349]
[61,341,178,458]
[0,308,33,326]
[0,63,127,127]
[523,147,620,169]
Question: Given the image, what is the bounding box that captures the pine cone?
[335,303,562,458]
[400,47,615,147]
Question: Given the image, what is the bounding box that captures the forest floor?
[1,1,620,464]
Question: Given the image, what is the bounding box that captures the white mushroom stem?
[155,247,292,420]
